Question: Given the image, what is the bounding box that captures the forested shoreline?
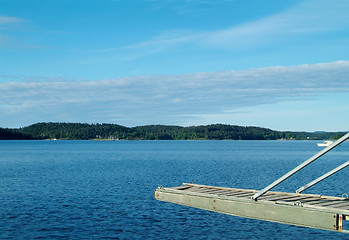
[0,122,345,140]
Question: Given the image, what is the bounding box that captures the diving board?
[154,132,349,233]
[154,183,349,233]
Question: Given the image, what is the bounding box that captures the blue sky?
[1,0,349,131]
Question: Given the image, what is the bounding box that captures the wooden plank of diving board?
[315,200,349,207]
[187,188,234,195]
[213,190,238,195]
[154,185,349,233]
[325,202,349,209]
[309,200,344,206]
[185,188,254,198]
[201,190,237,195]
[179,185,251,195]
[186,188,216,193]
[256,194,285,200]
[224,192,255,198]
[200,189,233,194]
[340,206,349,210]
[180,187,208,193]
[258,194,308,202]
[183,183,258,193]
[258,195,297,201]
[294,198,328,204]
[279,196,316,202]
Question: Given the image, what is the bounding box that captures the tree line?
[0,122,345,140]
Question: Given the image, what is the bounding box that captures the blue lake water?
[0,140,349,239]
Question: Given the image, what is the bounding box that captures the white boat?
[317,140,334,147]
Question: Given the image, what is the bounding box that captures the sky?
[0,0,349,131]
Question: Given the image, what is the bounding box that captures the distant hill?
[0,122,346,140]
[0,127,35,140]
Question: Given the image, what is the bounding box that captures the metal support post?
[296,160,349,193]
[252,132,349,201]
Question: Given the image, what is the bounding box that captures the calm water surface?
[0,140,349,239]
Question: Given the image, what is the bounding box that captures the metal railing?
[252,132,349,201]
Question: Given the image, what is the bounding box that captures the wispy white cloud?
[84,29,196,55]
[0,15,26,47]
[0,16,23,25]
[203,0,349,49]
[87,0,349,57]
[1,61,348,127]
[146,0,236,14]
[0,15,49,49]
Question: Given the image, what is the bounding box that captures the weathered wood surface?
[154,183,349,233]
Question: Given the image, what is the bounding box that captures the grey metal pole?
[296,160,349,193]
[252,132,349,201]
